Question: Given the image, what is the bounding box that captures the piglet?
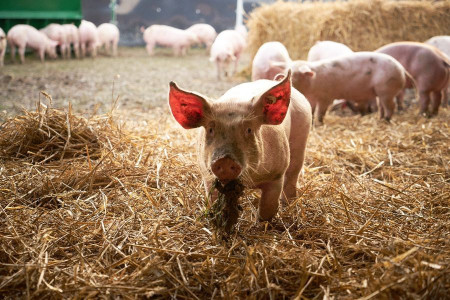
[377,42,449,116]
[7,24,58,63]
[97,23,120,56]
[252,41,292,81]
[142,25,198,56]
[40,23,67,59]
[79,20,100,58]
[186,23,217,50]
[289,52,407,123]
[168,70,312,221]
[62,23,80,58]
[209,30,246,79]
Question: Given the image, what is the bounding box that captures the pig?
[40,23,68,59]
[425,36,450,108]
[0,28,6,67]
[62,23,80,58]
[252,41,292,81]
[376,42,450,116]
[97,23,120,56]
[307,41,378,115]
[168,70,312,221]
[287,52,407,123]
[7,24,58,63]
[307,40,353,61]
[142,25,198,56]
[425,36,450,57]
[235,25,248,40]
[186,23,217,50]
[209,30,246,79]
[79,20,100,58]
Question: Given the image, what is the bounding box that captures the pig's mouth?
[210,156,242,184]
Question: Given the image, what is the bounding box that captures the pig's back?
[216,30,245,50]
[307,41,353,61]
[145,25,188,45]
[425,36,450,57]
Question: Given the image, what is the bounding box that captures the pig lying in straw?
[168,70,312,221]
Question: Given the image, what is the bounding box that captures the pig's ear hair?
[298,65,314,77]
[168,82,209,129]
[255,69,291,125]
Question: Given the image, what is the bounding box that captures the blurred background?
[83,0,265,46]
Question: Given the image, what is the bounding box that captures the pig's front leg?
[258,178,283,221]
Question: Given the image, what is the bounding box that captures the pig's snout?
[211,157,242,183]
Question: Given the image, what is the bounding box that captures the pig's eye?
[208,127,214,136]
[246,128,252,135]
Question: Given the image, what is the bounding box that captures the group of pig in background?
[0,21,247,81]
[141,23,247,80]
[0,20,119,64]
[252,37,450,122]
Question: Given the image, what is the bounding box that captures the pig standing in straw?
[7,24,58,63]
[168,70,312,221]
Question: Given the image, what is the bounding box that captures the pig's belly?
[332,78,376,101]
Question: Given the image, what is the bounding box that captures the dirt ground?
[0,47,249,122]
[0,47,449,298]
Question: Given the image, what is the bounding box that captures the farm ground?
[0,47,448,298]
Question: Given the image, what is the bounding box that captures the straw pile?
[0,99,449,298]
[246,0,450,61]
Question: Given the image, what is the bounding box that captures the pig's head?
[169,70,292,185]
[187,32,200,45]
[46,40,58,59]
[290,61,315,91]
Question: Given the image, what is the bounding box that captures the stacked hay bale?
[247,0,450,61]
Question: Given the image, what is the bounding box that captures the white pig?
[40,23,68,59]
[425,36,450,108]
[252,41,292,81]
[209,30,246,79]
[97,23,120,56]
[306,41,377,114]
[79,20,100,58]
[289,52,407,123]
[235,25,248,40]
[142,25,198,56]
[186,23,217,50]
[168,70,312,221]
[7,24,58,63]
[62,23,80,58]
[0,28,6,67]
[307,41,353,61]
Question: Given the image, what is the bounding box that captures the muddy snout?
[211,156,242,184]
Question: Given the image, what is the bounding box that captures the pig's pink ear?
[257,69,291,125]
[169,82,208,129]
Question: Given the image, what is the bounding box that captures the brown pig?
[288,52,406,123]
[168,71,312,221]
[376,42,450,116]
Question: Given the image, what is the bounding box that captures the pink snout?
[211,157,242,183]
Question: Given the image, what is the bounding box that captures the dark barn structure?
[82,0,262,46]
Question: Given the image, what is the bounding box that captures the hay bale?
[247,0,450,61]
